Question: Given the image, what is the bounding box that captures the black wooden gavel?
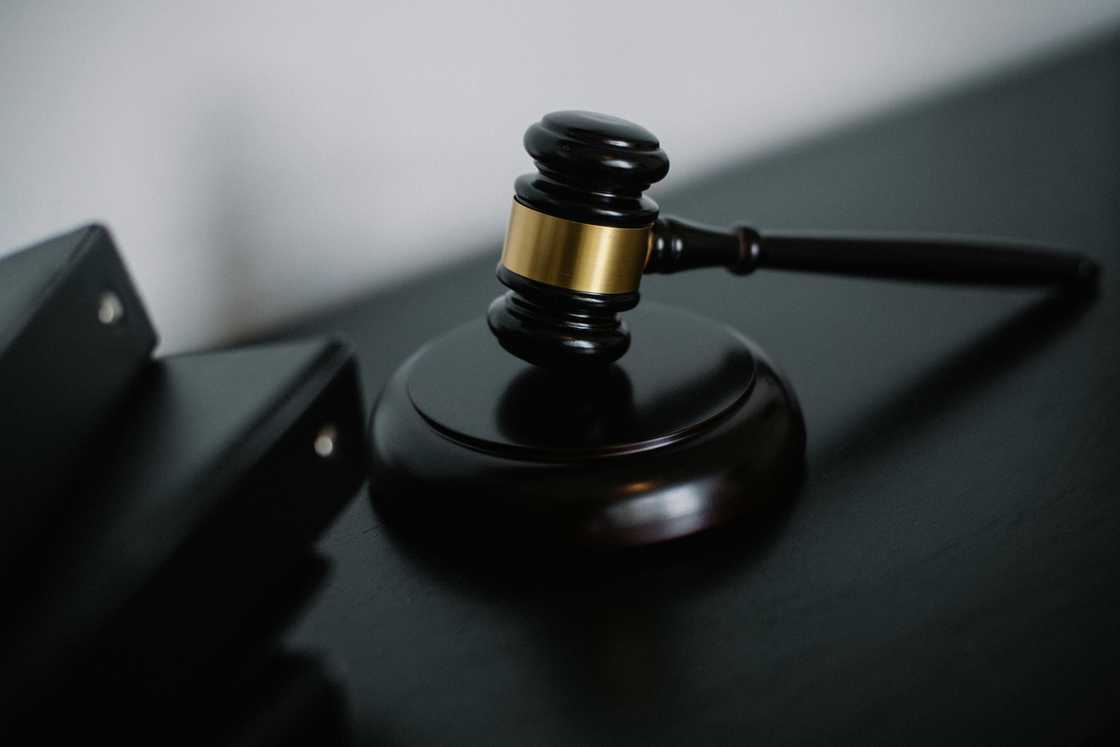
[487,111,1099,368]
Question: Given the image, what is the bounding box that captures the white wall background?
[2,1,1118,352]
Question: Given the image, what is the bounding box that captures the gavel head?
[487,111,670,368]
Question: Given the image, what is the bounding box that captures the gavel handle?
[647,215,1100,288]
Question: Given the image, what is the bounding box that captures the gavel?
[488,111,1099,368]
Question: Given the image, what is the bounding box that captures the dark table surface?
[268,32,1120,745]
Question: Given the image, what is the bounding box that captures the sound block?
[369,303,806,546]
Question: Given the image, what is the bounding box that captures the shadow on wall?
[194,92,400,344]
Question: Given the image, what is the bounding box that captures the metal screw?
[314,424,338,458]
[97,291,124,325]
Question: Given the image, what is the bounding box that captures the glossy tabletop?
[266,33,1120,745]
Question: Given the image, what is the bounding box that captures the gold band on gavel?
[499,199,652,295]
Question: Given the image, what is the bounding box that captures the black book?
[0,225,157,576]
[1,338,366,733]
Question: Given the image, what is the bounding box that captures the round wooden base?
[368,303,805,546]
